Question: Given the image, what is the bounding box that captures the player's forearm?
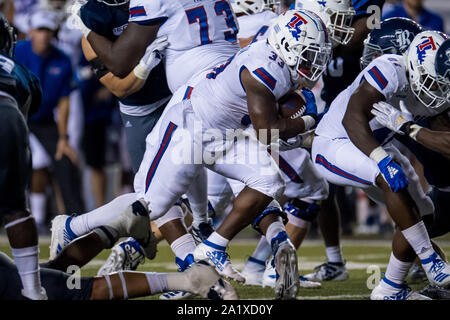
[100,72,145,98]
[415,128,450,159]
[87,32,140,78]
[56,97,70,138]
[254,117,308,144]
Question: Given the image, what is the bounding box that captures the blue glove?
[301,88,317,120]
[377,156,409,193]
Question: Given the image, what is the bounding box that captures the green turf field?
[1,235,449,300]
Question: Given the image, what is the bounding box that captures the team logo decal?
[285,13,308,41]
[416,36,437,64]
[317,1,327,7]
[445,49,450,67]
[392,29,412,51]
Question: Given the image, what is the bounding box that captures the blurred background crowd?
[0,0,448,236]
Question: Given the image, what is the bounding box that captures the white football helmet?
[295,0,355,47]
[407,31,449,109]
[231,0,281,15]
[267,9,332,83]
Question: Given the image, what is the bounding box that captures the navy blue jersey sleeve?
[80,0,116,38]
[24,64,42,116]
[352,0,385,19]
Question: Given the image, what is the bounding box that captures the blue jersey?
[14,40,74,124]
[0,53,42,119]
[80,0,172,108]
[320,0,385,108]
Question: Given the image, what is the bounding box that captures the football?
[278,91,306,120]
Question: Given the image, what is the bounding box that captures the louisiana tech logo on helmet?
[285,12,308,41]
[416,36,437,64]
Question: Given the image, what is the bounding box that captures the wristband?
[369,146,389,163]
[133,62,150,80]
[408,124,422,141]
[301,115,316,131]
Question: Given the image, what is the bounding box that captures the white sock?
[251,236,272,262]
[145,272,169,294]
[205,232,229,250]
[264,220,286,246]
[30,193,46,225]
[401,221,434,262]
[190,203,208,229]
[154,206,184,229]
[381,252,412,290]
[11,245,43,294]
[69,193,137,236]
[170,233,196,261]
[326,246,344,264]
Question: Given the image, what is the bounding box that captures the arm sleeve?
[362,56,401,100]
[128,0,168,25]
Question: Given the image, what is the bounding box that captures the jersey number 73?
[185,0,238,45]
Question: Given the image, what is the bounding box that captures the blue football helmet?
[360,17,423,69]
[435,38,450,103]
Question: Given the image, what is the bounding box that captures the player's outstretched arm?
[242,69,311,143]
[81,37,166,98]
[85,22,160,78]
[411,112,450,159]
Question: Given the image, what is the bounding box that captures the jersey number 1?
[185,0,238,45]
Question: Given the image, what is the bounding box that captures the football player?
[0,15,47,299]
[311,30,450,299]
[130,10,331,299]
[0,251,238,300]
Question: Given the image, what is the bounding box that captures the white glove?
[278,130,315,151]
[133,36,169,80]
[371,100,414,134]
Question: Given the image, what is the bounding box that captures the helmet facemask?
[326,7,355,46]
[291,41,331,82]
[411,66,447,109]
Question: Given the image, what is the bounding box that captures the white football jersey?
[128,0,240,93]
[190,39,295,131]
[316,54,450,141]
[237,10,277,40]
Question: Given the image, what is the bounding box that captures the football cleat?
[420,284,450,300]
[371,278,431,300]
[241,257,266,286]
[422,253,450,288]
[97,238,145,276]
[191,219,215,245]
[160,254,195,300]
[193,241,245,283]
[181,261,238,300]
[303,261,349,282]
[49,215,78,260]
[271,233,300,300]
[262,257,320,289]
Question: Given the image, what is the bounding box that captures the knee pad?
[153,201,184,229]
[252,205,288,236]
[284,199,320,223]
